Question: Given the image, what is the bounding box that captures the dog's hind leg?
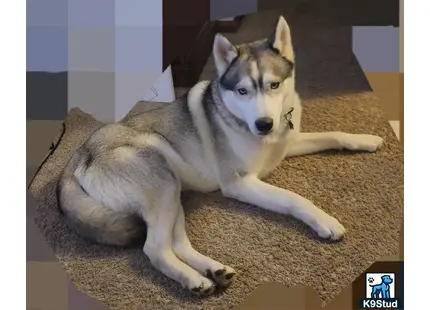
[284,132,383,158]
[111,143,217,297]
[371,288,378,298]
[142,173,217,296]
[172,204,236,288]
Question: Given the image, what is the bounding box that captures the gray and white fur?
[57,16,384,296]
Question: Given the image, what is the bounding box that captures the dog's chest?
[228,135,286,177]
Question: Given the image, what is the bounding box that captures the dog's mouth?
[257,130,273,136]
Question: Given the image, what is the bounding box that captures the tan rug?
[29,89,403,309]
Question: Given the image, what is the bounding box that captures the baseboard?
[215,15,244,33]
[171,21,216,87]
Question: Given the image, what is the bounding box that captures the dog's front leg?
[285,132,383,158]
[383,288,390,298]
[222,175,345,240]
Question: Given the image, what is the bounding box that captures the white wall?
[352,26,399,72]
[27,0,68,72]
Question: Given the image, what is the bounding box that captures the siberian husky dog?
[57,16,383,296]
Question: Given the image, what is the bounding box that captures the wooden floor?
[365,72,403,143]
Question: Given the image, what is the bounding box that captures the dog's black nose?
[255,117,273,134]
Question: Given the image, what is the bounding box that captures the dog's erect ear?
[213,33,238,77]
[270,16,294,61]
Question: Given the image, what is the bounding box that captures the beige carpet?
[28,8,403,310]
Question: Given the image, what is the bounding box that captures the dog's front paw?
[312,212,346,240]
[342,134,384,152]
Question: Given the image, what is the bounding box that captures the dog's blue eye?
[270,82,280,89]
[237,88,248,95]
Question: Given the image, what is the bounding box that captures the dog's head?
[381,275,393,284]
[213,16,295,139]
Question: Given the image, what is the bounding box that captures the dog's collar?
[283,107,295,130]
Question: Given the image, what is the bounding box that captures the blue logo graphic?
[359,273,403,309]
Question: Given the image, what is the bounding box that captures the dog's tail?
[56,150,146,247]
